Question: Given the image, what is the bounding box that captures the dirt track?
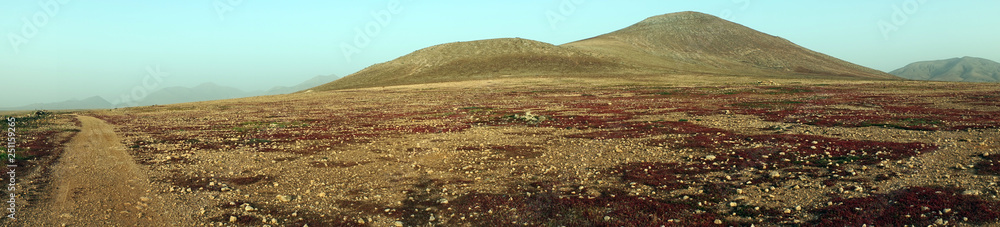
[20,115,184,226]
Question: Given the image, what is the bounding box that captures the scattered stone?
[962,190,982,196]
[277,195,294,202]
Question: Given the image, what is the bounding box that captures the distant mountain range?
[7,96,115,111]
[2,75,338,110]
[313,11,895,91]
[890,57,1000,82]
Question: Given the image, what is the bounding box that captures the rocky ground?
[6,76,1000,226]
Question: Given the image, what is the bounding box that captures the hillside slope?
[561,11,894,79]
[890,56,1000,82]
[314,38,633,90]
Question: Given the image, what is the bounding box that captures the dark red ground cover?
[976,153,1000,176]
[683,133,936,169]
[810,186,1000,226]
[441,187,727,226]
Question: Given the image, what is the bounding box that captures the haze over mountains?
[2,75,338,110]
[314,11,896,91]
[890,57,1000,82]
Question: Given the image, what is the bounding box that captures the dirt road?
[20,115,185,226]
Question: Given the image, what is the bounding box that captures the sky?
[2,1,998,107]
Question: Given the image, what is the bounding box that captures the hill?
[890,56,1000,82]
[313,11,896,91]
[313,38,631,90]
[562,11,894,79]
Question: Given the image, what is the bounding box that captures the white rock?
[962,190,982,196]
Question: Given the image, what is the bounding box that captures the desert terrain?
[3,11,999,227]
[5,75,999,226]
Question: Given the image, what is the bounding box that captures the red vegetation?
[563,121,727,140]
[976,154,1000,176]
[723,93,1000,131]
[613,162,719,190]
[442,189,725,226]
[811,186,1000,226]
[18,130,62,158]
[683,133,936,169]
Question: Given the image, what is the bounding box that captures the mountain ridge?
[890,56,1000,82]
[2,75,338,110]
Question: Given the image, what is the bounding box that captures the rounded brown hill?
[314,38,632,91]
[314,11,897,91]
[562,11,895,79]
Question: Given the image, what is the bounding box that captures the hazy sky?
[2,1,998,107]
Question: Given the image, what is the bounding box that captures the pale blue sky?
[2,1,998,107]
